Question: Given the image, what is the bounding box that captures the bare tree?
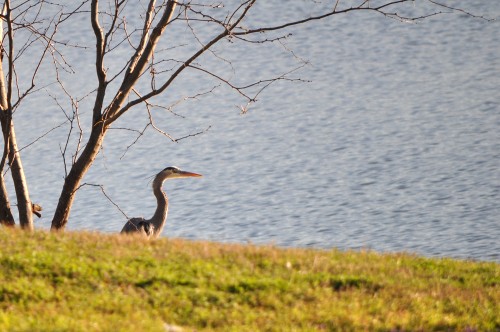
[0,1,34,229]
[0,0,84,229]
[0,0,489,230]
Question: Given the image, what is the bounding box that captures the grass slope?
[0,228,498,331]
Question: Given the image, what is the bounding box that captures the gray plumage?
[120,166,202,239]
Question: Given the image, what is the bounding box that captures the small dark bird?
[32,203,43,218]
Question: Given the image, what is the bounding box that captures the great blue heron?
[120,166,202,239]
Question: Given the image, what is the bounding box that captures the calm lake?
[9,1,500,262]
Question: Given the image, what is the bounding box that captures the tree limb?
[112,0,257,121]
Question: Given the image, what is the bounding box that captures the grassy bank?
[0,228,498,331]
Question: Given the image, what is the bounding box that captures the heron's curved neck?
[150,176,169,236]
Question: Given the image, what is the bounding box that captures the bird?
[32,203,43,218]
[120,166,202,239]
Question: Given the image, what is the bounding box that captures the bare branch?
[226,0,491,37]
[103,0,126,48]
[18,120,67,153]
[188,63,309,109]
[6,1,13,114]
[116,124,150,160]
[77,182,128,219]
[91,0,106,83]
[103,0,178,124]
[233,33,292,44]
[0,1,13,172]
[239,65,309,114]
[125,0,156,76]
[116,85,218,159]
[427,0,494,21]
[90,0,108,126]
[173,125,211,142]
[113,0,258,121]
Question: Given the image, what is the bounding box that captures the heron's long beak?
[179,170,202,177]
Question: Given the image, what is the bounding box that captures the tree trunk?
[0,4,32,229]
[51,123,106,230]
[8,123,33,230]
[0,83,14,227]
[0,4,13,227]
[0,172,14,226]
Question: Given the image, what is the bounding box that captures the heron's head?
[158,166,202,180]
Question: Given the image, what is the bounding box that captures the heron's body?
[120,166,201,239]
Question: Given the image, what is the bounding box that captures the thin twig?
[77,182,128,219]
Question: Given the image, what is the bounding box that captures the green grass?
[0,228,498,331]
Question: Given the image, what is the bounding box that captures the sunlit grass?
[0,228,498,331]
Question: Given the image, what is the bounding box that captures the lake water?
[9,1,500,262]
